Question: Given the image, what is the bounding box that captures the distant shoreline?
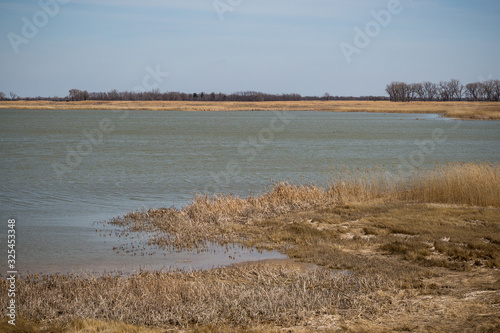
[1,100,500,119]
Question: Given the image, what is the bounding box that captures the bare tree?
[68,89,90,101]
[386,82,414,102]
[68,89,78,101]
[491,80,500,102]
[0,92,6,100]
[9,92,18,100]
[422,81,438,101]
[386,78,500,103]
[481,80,499,101]
[401,82,411,102]
[168,92,182,101]
[107,89,120,101]
[386,82,397,101]
[411,83,424,101]
[465,82,483,101]
[447,79,463,101]
[439,81,452,101]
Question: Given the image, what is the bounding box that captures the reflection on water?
[0,110,499,274]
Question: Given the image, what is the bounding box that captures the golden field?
[1,163,499,332]
[1,100,500,119]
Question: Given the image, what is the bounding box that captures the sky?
[1,0,499,98]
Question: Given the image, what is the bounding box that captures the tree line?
[2,79,499,102]
[386,79,500,102]
[66,89,390,102]
[0,89,388,102]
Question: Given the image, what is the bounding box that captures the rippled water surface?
[0,110,499,274]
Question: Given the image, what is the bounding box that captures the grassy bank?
[1,100,500,119]
[1,163,499,332]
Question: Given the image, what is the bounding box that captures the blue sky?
[1,0,499,97]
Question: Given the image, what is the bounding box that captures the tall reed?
[398,162,500,207]
[328,162,500,207]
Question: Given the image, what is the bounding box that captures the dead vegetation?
[1,162,499,332]
[1,100,500,119]
[109,162,500,253]
[2,265,405,330]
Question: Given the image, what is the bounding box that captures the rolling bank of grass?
[1,163,499,332]
[1,100,500,119]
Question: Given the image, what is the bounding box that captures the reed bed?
[330,162,500,207]
[1,100,500,119]
[399,162,500,207]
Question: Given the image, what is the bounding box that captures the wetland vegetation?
[1,100,500,120]
[1,162,499,332]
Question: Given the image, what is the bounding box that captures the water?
[0,110,499,274]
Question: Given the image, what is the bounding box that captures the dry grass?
[0,317,163,332]
[399,162,500,207]
[330,162,500,207]
[110,163,500,253]
[109,183,334,251]
[1,162,499,332]
[2,265,404,330]
[1,100,500,119]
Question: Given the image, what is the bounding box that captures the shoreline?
[1,163,499,332]
[1,100,500,119]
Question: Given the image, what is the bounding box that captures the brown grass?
[0,317,163,332]
[109,182,333,251]
[1,162,499,332]
[110,163,500,253]
[2,265,403,330]
[1,100,500,119]
[399,162,500,207]
[329,162,500,207]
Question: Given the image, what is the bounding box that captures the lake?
[0,109,499,274]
